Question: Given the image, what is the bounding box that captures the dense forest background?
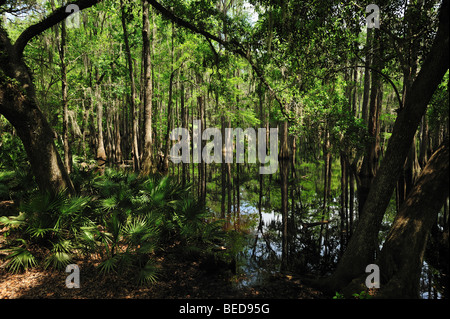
[0,0,448,299]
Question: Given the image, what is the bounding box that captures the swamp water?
[213,198,446,298]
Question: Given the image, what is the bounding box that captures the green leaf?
[44,252,72,270]
[0,212,27,228]
[1,246,37,273]
[98,255,120,274]
[138,260,159,285]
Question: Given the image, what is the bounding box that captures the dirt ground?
[0,249,324,299]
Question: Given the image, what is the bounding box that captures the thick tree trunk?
[322,2,449,292]
[376,138,449,298]
[0,0,100,194]
[5,100,75,194]
[0,29,74,194]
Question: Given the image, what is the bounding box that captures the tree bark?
[418,115,429,168]
[140,0,154,176]
[322,1,449,291]
[360,29,372,124]
[121,0,140,171]
[358,28,384,216]
[180,69,187,186]
[1,27,74,194]
[343,138,449,298]
[162,70,176,174]
[59,18,72,174]
[376,138,449,298]
[220,113,226,221]
[0,1,101,194]
[94,81,106,174]
[395,0,424,212]
[280,120,289,271]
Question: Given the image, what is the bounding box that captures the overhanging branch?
[147,0,294,122]
[13,0,102,59]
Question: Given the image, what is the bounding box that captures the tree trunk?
[180,69,187,186]
[226,117,232,224]
[322,2,449,292]
[95,82,107,174]
[377,138,448,298]
[121,0,140,171]
[397,137,421,211]
[280,120,289,271]
[59,18,72,174]
[319,125,331,255]
[395,0,424,214]
[360,29,372,124]
[162,70,175,173]
[349,166,355,238]
[140,0,154,176]
[340,152,347,252]
[221,113,226,221]
[418,115,429,168]
[114,100,123,164]
[358,28,383,215]
[0,28,74,194]
[200,85,206,203]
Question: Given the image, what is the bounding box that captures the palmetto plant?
[0,238,37,273]
[0,168,222,285]
[0,191,92,271]
[96,213,160,284]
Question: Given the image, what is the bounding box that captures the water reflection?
[224,200,445,299]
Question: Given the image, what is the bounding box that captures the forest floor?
[0,201,325,300]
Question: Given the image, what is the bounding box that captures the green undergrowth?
[0,167,226,285]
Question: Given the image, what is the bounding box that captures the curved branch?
[13,0,102,59]
[147,0,294,122]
